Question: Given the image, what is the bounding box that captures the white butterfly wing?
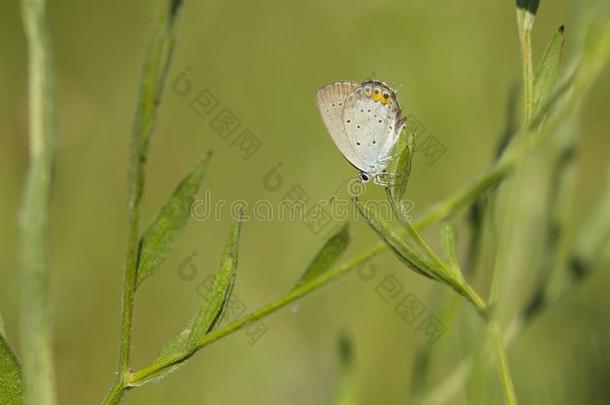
[342,82,403,174]
[315,81,369,171]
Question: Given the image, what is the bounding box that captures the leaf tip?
[337,333,353,365]
[516,0,540,15]
[170,0,183,17]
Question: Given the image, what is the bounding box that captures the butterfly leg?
[373,171,395,187]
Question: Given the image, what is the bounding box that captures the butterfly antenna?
[329,174,361,203]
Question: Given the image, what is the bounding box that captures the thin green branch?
[516,4,537,127]
[386,189,447,271]
[106,0,183,402]
[102,382,128,405]
[520,30,535,126]
[384,191,487,316]
[490,322,518,405]
[18,0,57,404]
[128,249,379,385]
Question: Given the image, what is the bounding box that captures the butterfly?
[315,80,406,185]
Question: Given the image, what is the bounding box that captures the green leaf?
[531,70,575,128]
[354,199,437,281]
[160,215,242,358]
[355,199,487,314]
[533,26,565,115]
[391,128,416,204]
[293,224,350,290]
[136,152,212,287]
[188,216,241,343]
[128,0,184,213]
[0,332,22,405]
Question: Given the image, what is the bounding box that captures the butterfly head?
[359,172,371,183]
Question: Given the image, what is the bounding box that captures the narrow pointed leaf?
[391,128,416,204]
[532,70,575,128]
[136,152,212,287]
[188,216,241,343]
[0,333,22,404]
[158,328,191,359]
[533,26,565,114]
[159,215,242,360]
[355,199,483,313]
[128,0,184,214]
[355,199,436,281]
[293,224,350,290]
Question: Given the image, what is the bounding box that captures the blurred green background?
[1,0,609,404]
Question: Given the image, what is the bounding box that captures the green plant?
[3,0,610,404]
[0,321,22,405]
[12,0,57,404]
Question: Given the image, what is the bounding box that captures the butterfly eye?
[359,173,370,183]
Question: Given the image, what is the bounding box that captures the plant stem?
[520,32,534,126]
[461,283,487,318]
[107,0,183,400]
[386,190,447,271]
[129,243,487,385]
[490,322,518,405]
[116,205,140,378]
[386,191,487,315]
[517,8,536,127]
[416,158,513,230]
[18,0,57,404]
[102,381,129,405]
